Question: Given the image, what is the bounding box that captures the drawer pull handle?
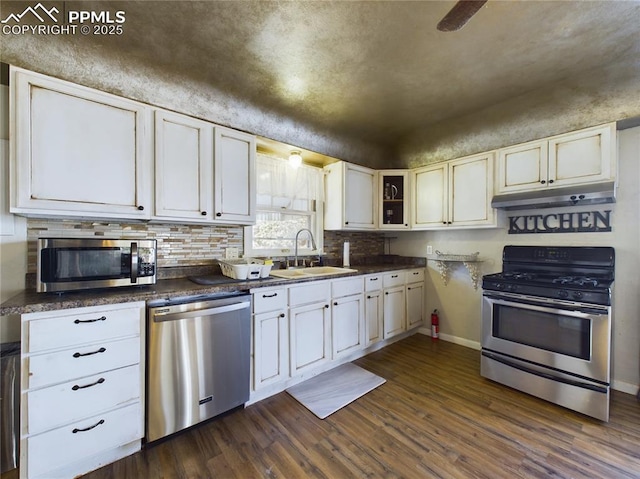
[74,316,106,324]
[369,278,379,281]
[72,378,105,391]
[391,275,398,278]
[72,419,105,434]
[262,293,278,298]
[73,347,106,358]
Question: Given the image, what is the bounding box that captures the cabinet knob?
[216,212,222,217]
[367,295,372,299]
[201,211,207,216]
[548,179,554,184]
[333,301,338,306]
[279,313,285,318]
[345,221,349,225]
[385,292,389,295]
[540,180,546,184]
[325,304,330,309]
[137,205,144,211]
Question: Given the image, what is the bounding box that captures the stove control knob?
[573,291,583,300]
[558,290,569,299]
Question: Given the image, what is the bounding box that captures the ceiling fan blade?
[437,0,488,32]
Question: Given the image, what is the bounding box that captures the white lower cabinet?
[288,281,331,375]
[251,287,288,390]
[250,268,424,400]
[406,268,425,330]
[364,274,384,346]
[20,302,145,479]
[383,271,407,339]
[331,277,365,359]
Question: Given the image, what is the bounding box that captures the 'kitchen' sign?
[508,210,612,234]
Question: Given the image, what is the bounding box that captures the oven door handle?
[483,293,609,317]
[482,350,608,393]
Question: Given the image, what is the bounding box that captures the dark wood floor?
[7,335,640,478]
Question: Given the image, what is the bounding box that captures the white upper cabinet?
[496,123,616,194]
[324,161,377,230]
[154,110,213,221]
[11,67,152,219]
[411,163,448,228]
[213,126,256,224]
[378,170,410,229]
[411,152,495,229]
[155,116,255,225]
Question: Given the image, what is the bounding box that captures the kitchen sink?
[270,266,357,279]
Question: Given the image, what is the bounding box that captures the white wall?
[0,83,27,343]
[391,127,640,395]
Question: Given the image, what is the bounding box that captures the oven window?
[41,247,130,282]
[493,305,590,360]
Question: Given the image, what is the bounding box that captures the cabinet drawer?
[383,271,405,288]
[364,274,383,292]
[288,281,330,307]
[27,402,141,479]
[253,288,287,314]
[331,277,364,298]
[27,306,141,353]
[28,336,141,389]
[28,365,140,435]
[406,269,425,283]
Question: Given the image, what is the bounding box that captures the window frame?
[244,155,324,258]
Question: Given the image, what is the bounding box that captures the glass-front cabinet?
[378,170,409,229]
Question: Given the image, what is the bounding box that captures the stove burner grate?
[551,276,599,287]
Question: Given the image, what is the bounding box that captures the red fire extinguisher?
[431,309,440,340]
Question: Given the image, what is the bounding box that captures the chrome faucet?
[293,228,317,268]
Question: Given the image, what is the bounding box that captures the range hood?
[491,181,616,210]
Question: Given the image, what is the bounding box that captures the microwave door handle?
[130,242,138,283]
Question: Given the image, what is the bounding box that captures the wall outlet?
[225,247,239,259]
[427,245,433,255]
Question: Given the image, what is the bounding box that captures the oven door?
[482,292,611,384]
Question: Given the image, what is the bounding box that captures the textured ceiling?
[2,0,640,157]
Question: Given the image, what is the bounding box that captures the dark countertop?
[0,261,425,316]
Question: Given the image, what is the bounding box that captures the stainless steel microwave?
[37,238,157,293]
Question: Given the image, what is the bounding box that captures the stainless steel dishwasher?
[146,292,251,443]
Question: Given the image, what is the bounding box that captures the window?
[245,153,323,257]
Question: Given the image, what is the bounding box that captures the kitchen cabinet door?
[411,164,448,228]
[289,301,331,375]
[383,285,406,339]
[11,67,152,220]
[378,170,410,230]
[549,124,616,188]
[406,281,425,330]
[154,110,213,221]
[213,126,256,225]
[253,310,289,390]
[332,293,364,359]
[496,140,548,194]
[324,161,377,230]
[449,152,495,227]
[365,289,384,347]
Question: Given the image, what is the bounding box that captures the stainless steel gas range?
[481,245,614,421]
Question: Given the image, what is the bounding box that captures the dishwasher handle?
[152,301,250,323]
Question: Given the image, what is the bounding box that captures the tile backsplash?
[26,219,243,272]
[26,219,387,273]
